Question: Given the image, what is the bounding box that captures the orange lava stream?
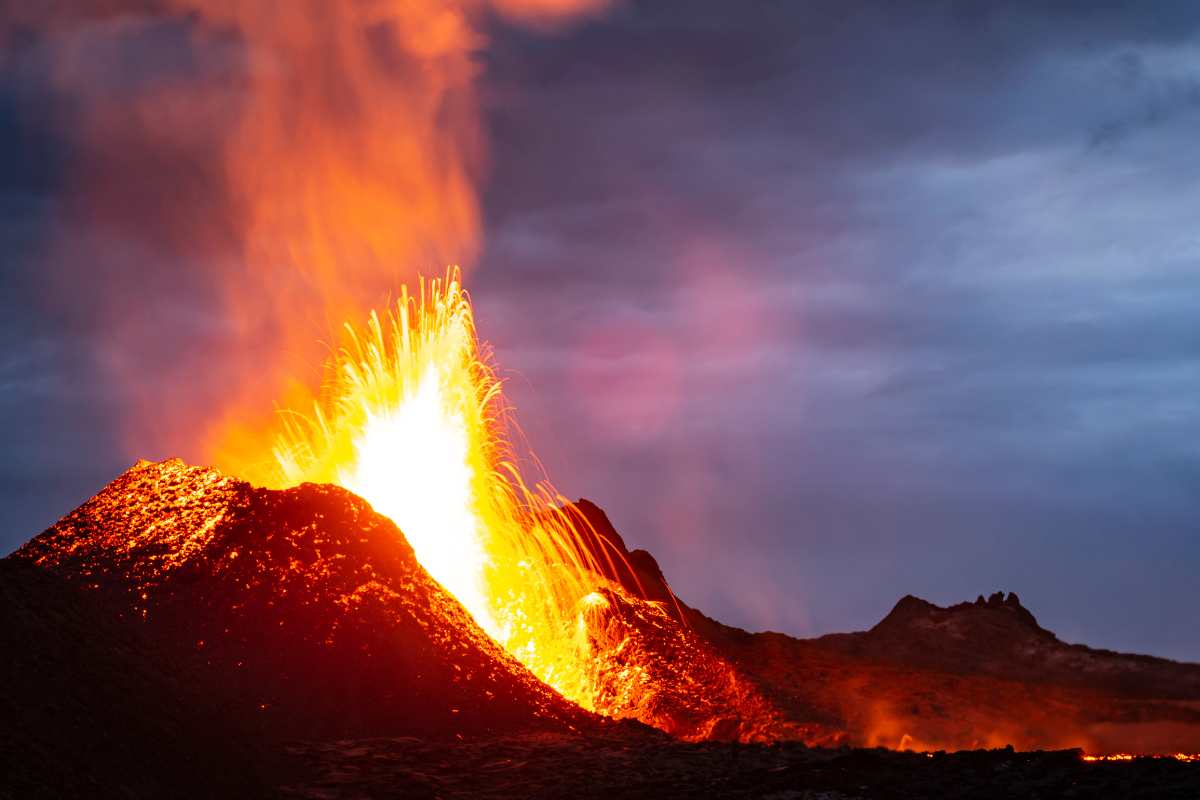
[1082,753,1199,763]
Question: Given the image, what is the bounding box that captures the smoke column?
[2,0,607,472]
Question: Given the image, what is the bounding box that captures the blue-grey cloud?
[474,0,1200,659]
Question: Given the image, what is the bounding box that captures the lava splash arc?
[266,269,612,705]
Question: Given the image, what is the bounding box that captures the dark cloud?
[3,0,1199,660]
[475,0,1200,659]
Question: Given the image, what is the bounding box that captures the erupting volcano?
[4,269,1200,796]
[227,269,802,740]
[5,1,1200,797]
[258,270,640,709]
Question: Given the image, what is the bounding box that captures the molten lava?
[1082,754,1200,763]
[264,270,619,706]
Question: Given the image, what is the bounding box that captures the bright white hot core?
[340,363,497,636]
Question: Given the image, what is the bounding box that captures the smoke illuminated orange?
[1082,753,1200,763]
[127,0,655,715]
[101,0,610,473]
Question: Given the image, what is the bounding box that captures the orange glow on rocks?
[246,271,803,742]
[1083,753,1200,763]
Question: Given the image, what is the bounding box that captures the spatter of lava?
[245,269,791,739]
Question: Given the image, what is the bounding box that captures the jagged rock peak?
[875,591,1043,635]
[564,498,675,605]
[976,591,1025,609]
[881,594,937,621]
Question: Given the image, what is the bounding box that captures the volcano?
[2,459,603,796]
[4,459,1200,797]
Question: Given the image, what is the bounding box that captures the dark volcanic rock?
[571,584,836,743]
[556,499,837,743]
[689,592,1200,753]
[2,459,597,797]
[835,590,1200,699]
[558,498,846,744]
[562,499,676,606]
[280,734,1200,799]
[13,459,593,739]
[839,591,1200,751]
[559,497,1200,753]
[0,557,268,798]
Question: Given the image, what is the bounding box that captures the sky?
[2,1,1199,661]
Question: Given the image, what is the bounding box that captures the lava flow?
[258,269,634,708]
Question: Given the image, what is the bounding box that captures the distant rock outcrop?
[839,590,1200,699]
[688,587,1200,753]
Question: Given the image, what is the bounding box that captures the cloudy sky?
[3,1,1198,660]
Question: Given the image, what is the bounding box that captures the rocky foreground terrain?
[281,734,1200,800]
[2,459,1199,798]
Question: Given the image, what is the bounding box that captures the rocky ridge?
[4,459,1200,797]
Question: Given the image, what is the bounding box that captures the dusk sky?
[3,1,1199,661]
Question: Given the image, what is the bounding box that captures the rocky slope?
[832,591,1200,699]
[687,592,1200,754]
[560,499,838,743]
[279,734,1199,799]
[4,459,1199,797]
[563,496,1200,754]
[2,459,598,796]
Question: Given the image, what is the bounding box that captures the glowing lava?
[342,363,494,633]
[267,269,614,704]
[1082,753,1200,763]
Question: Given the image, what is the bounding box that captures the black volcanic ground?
[2,459,1198,798]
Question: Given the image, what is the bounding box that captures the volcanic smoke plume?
[3,0,607,467]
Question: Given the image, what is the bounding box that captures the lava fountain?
[265,269,625,706]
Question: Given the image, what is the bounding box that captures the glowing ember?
[266,269,616,705]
